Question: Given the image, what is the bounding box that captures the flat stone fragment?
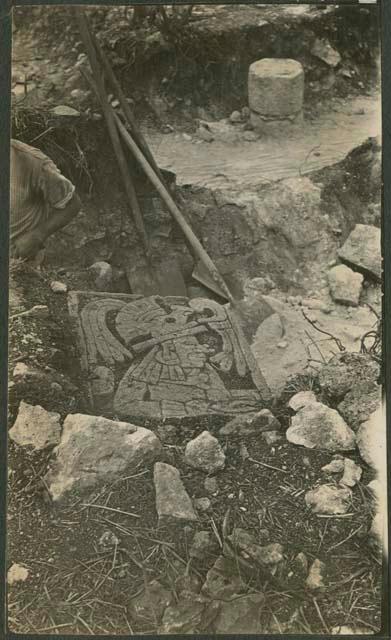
[340,458,362,487]
[305,484,352,515]
[45,414,162,501]
[9,401,61,451]
[248,58,304,117]
[328,264,363,306]
[219,408,281,437]
[7,563,29,585]
[305,558,326,590]
[202,556,246,601]
[321,458,345,474]
[159,595,220,634]
[227,528,284,567]
[154,462,197,523]
[213,594,266,634]
[286,402,356,451]
[190,530,219,561]
[50,280,68,293]
[311,39,341,67]
[128,580,173,625]
[338,224,381,280]
[288,390,317,412]
[185,431,226,473]
[69,292,267,421]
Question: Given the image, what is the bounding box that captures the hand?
[13,229,45,259]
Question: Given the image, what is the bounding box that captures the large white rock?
[9,401,62,451]
[338,224,381,281]
[45,414,162,501]
[184,431,225,473]
[288,391,317,412]
[328,264,363,307]
[248,58,304,117]
[286,402,356,451]
[154,462,197,523]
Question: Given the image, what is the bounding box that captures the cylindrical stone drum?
[248,58,304,119]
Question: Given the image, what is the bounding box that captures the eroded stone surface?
[45,414,162,501]
[305,484,352,515]
[248,58,304,117]
[69,292,269,420]
[286,402,356,451]
[338,224,381,280]
[328,264,363,307]
[9,401,62,451]
[288,391,317,412]
[154,462,197,523]
[185,431,226,473]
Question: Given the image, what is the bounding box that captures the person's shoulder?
[11,139,49,164]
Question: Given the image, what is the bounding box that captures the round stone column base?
[250,110,304,137]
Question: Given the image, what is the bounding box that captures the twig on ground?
[248,457,289,474]
[82,503,140,518]
[301,309,346,352]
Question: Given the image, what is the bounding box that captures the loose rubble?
[288,390,317,412]
[340,458,362,487]
[219,409,281,437]
[44,414,162,501]
[286,402,356,451]
[305,558,327,590]
[9,401,62,451]
[305,484,352,515]
[154,462,197,523]
[328,264,363,306]
[7,563,29,585]
[184,431,225,473]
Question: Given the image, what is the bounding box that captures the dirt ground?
[8,4,384,635]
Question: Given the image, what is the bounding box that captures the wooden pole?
[114,112,235,305]
[88,26,166,185]
[74,8,150,255]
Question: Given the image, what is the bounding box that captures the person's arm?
[39,192,81,240]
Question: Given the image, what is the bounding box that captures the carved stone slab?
[68,291,270,420]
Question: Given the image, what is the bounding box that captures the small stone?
[228,528,284,567]
[9,401,62,451]
[154,462,197,523]
[305,558,326,590]
[51,105,80,117]
[194,497,211,512]
[328,264,363,307]
[321,458,345,474]
[214,593,265,633]
[288,391,317,412]
[305,484,352,515]
[239,443,250,460]
[277,340,288,348]
[202,556,245,600]
[129,580,173,624]
[241,106,251,119]
[50,281,67,294]
[338,224,381,281]
[262,430,282,445]
[204,476,218,494]
[292,551,308,576]
[286,402,356,452]
[185,431,225,473]
[175,573,202,595]
[340,458,362,487]
[156,423,178,444]
[88,261,113,291]
[99,531,119,548]
[13,362,29,377]
[312,39,341,67]
[50,382,63,393]
[159,595,220,634]
[182,133,192,141]
[220,409,281,438]
[229,110,242,123]
[7,563,29,584]
[196,126,214,142]
[190,530,219,561]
